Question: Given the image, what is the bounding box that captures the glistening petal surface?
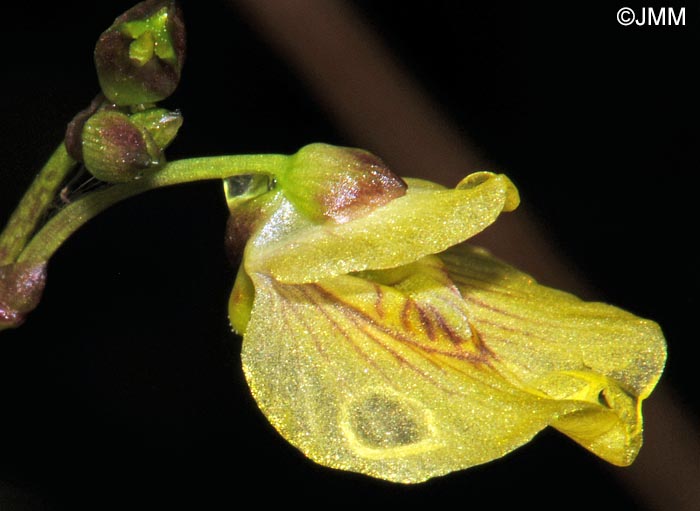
[241,256,580,483]
[247,174,518,283]
[439,244,667,465]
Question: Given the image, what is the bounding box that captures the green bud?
[129,108,183,149]
[82,110,162,183]
[0,262,47,331]
[95,0,186,105]
[277,143,407,223]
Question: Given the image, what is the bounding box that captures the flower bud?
[278,143,407,223]
[95,0,186,105]
[0,262,47,330]
[81,110,162,183]
[129,108,183,150]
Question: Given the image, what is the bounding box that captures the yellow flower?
[224,143,666,483]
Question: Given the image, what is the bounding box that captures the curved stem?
[0,144,76,265]
[17,153,288,263]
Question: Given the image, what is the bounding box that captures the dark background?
[1,1,697,509]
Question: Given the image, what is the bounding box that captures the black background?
[1,1,697,509]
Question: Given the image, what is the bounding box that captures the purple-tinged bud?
[81,110,162,183]
[0,262,47,331]
[95,1,186,106]
[279,143,407,223]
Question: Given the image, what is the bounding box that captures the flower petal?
[246,173,519,283]
[229,264,255,335]
[240,259,580,483]
[439,244,667,465]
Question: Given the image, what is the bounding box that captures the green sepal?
[277,143,407,223]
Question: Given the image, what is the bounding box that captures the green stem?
[17,153,287,263]
[0,144,76,265]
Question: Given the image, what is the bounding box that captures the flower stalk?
[14,154,288,265]
[0,144,76,266]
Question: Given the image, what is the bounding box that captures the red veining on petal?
[260,268,509,396]
[373,283,385,319]
[449,272,526,298]
[429,305,466,346]
[340,307,461,395]
[473,316,536,338]
[294,284,397,384]
[462,294,530,322]
[400,300,413,332]
[310,283,494,366]
[416,305,436,342]
[273,280,331,363]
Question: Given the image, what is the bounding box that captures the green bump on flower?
[277,143,407,223]
[129,108,183,149]
[224,149,667,483]
[95,0,185,105]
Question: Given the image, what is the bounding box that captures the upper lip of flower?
[241,172,519,283]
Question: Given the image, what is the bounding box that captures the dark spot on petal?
[349,393,425,449]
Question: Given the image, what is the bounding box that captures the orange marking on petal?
[311,283,494,366]
[373,283,385,319]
